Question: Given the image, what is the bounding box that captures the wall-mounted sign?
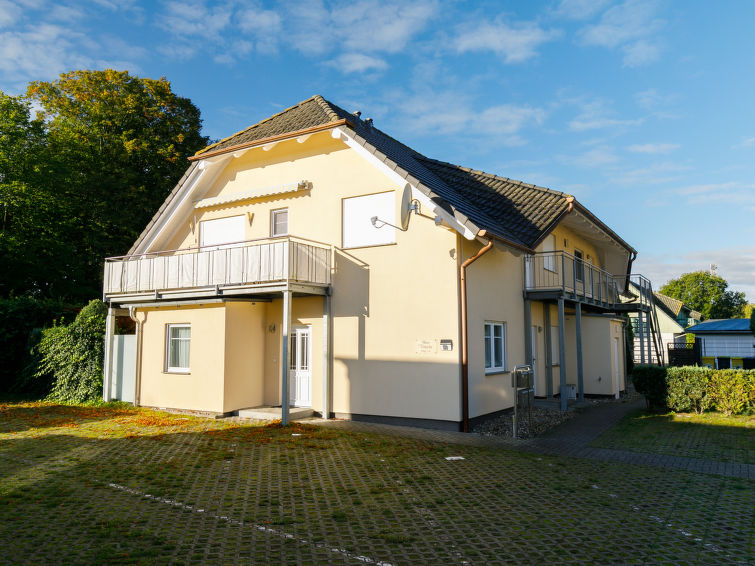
[415,340,437,354]
[440,339,453,351]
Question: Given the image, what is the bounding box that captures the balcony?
[524,251,620,308]
[103,236,331,302]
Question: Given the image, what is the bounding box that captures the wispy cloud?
[568,98,643,131]
[552,0,611,20]
[327,53,388,74]
[454,17,560,63]
[0,0,23,29]
[393,90,545,145]
[627,143,679,154]
[675,182,755,207]
[579,0,665,67]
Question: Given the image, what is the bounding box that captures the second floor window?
[574,249,584,282]
[271,208,288,237]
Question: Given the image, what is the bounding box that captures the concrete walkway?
[315,398,754,479]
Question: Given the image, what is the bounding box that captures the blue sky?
[2,0,754,301]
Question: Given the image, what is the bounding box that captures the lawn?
[0,402,752,565]
[591,410,755,465]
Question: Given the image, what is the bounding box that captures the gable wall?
[153,131,462,422]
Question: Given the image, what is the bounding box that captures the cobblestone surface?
[1,402,752,565]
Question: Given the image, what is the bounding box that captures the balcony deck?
[103,236,331,303]
[524,251,653,312]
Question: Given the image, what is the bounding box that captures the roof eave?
[189,119,354,162]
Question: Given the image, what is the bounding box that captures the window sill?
[485,369,510,376]
[165,370,191,375]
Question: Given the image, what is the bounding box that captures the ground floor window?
[484,322,506,373]
[166,324,191,372]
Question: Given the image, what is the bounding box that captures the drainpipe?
[129,306,144,407]
[460,231,493,433]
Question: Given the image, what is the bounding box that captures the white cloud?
[0,0,23,28]
[553,0,610,20]
[570,147,619,168]
[635,88,676,110]
[569,99,642,131]
[327,52,388,74]
[236,6,282,53]
[158,0,232,40]
[394,90,545,145]
[627,143,679,154]
[675,182,755,206]
[579,0,664,67]
[454,18,560,63]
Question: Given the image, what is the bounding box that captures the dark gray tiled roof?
[197,96,354,156]
[191,95,577,249]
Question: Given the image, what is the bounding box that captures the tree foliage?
[35,299,108,404]
[1,70,209,301]
[659,271,746,320]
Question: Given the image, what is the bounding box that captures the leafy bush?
[0,296,74,396]
[631,364,667,409]
[708,369,754,416]
[35,299,106,404]
[666,366,712,414]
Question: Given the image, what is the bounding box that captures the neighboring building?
[102,95,651,431]
[683,319,755,369]
[654,293,701,330]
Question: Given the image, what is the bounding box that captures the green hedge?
[35,299,107,404]
[631,365,754,415]
[666,366,712,414]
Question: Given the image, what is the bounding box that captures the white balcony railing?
[104,236,331,297]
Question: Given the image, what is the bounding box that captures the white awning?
[194,181,310,209]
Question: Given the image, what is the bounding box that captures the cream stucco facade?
[103,102,636,430]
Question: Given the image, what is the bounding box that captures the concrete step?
[237,406,314,421]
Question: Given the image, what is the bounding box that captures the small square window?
[271,208,288,237]
[484,322,506,373]
[166,324,190,373]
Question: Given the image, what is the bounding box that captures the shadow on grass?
[592,409,754,464]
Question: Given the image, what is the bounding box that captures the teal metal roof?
[686,319,752,333]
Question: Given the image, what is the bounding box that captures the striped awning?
[194,181,310,209]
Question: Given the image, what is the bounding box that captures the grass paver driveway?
[1,402,752,565]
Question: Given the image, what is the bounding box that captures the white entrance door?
[531,326,538,396]
[290,326,312,407]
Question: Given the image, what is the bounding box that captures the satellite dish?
[400,184,412,230]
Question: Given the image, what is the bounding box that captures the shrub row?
[631,364,755,415]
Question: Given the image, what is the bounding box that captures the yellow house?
[102,95,652,431]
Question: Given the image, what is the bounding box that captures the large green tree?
[0,92,72,297]
[5,69,209,300]
[660,271,747,320]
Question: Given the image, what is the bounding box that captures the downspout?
[129,306,144,407]
[460,231,493,433]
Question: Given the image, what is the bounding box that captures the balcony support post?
[639,311,646,364]
[576,302,584,404]
[322,293,331,420]
[281,289,292,425]
[558,298,567,412]
[544,304,553,398]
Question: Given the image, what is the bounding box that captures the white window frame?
[484,321,506,374]
[271,208,288,237]
[166,323,191,373]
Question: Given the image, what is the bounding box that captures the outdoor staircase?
[629,278,664,365]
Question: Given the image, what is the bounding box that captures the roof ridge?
[196,94,333,156]
[417,155,572,200]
